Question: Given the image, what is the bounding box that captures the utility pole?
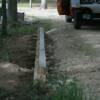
[2,0,7,36]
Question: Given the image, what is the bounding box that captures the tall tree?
[8,0,18,22]
[41,0,47,9]
[2,0,7,35]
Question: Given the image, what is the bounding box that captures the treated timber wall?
[34,27,47,81]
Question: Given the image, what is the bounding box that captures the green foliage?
[52,81,83,100]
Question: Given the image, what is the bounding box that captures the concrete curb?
[34,27,47,81]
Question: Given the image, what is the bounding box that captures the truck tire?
[65,15,72,23]
[74,11,82,29]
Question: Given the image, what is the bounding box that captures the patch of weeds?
[0,79,86,100]
[7,22,37,36]
[27,16,58,32]
[0,81,50,100]
[2,76,97,100]
[51,79,84,100]
[47,58,86,100]
[39,19,53,31]
[31,17,54,31]
[0,22,37,62]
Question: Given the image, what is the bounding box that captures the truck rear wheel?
[65,15,72,23]
[74,11,82,29]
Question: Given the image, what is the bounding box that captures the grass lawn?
[18,2,56,8]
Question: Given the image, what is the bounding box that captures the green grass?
[0,22,37,61]
[0,79,85,100]
[39,19,54,31]
[18,2,31,7]
[18,1,56,7]
[51,80,84,100]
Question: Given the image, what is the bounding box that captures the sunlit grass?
[18,2,33,7]
[18,2,55,8]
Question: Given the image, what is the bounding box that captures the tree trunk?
[2,0,7,36]
[29,0,32,8]
[8,0,18,22]
[41,0,47,9]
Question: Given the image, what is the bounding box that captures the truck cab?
[57,0,100,29]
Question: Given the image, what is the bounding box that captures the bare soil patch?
[0,34,35,90]
[8,35,36,69]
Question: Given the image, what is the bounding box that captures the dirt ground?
[18,7,100,99]
[0,35,35,90]
[0,6,100,99]
[46,20,100,99]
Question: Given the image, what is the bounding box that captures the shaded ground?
[0,34,35,90]
[8,35,35,69]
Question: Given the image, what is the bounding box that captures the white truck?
[57,0,100,29]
